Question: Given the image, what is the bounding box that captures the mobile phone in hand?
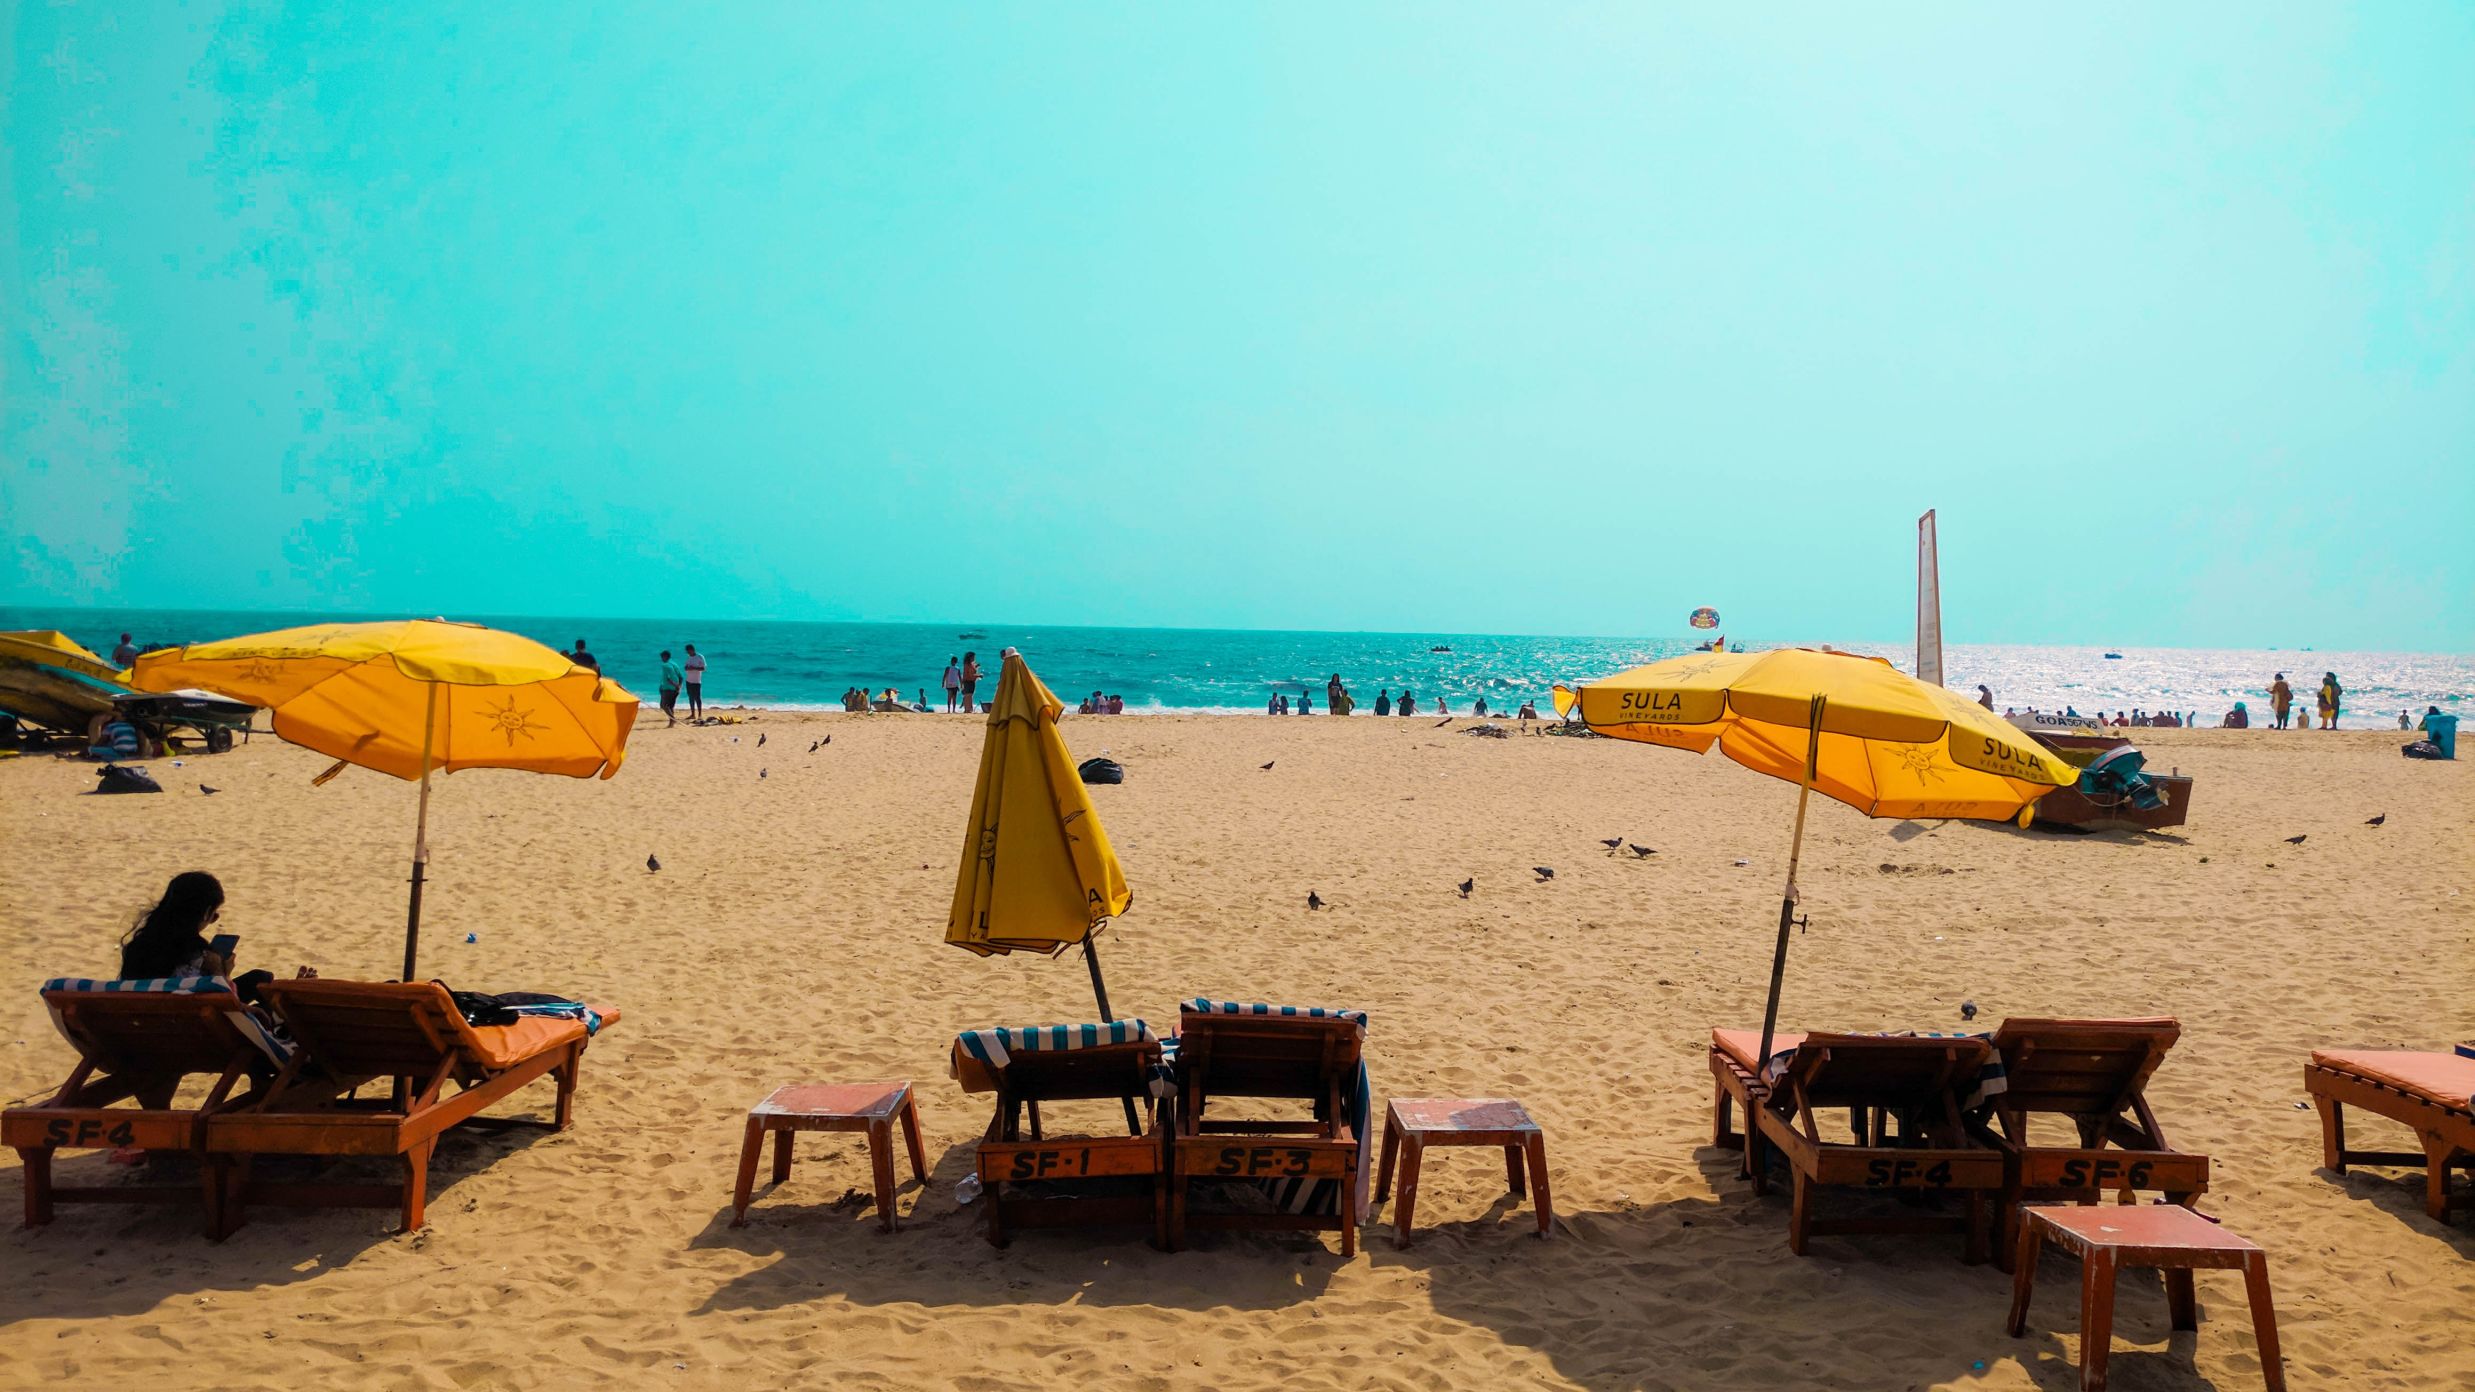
[208,933,240,961]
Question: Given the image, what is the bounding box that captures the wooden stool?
[1373,1098,1552,1247]
[731,1081,926,1232]
[2006,1204,2284,1392]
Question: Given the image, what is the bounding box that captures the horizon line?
[3,600,2467,657]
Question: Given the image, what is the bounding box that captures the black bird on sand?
[760,769,768,780]
[1432,716,1452,728]
[1260,761,1275,771]
[2283,834,2306,846]
[757,732,767,747]
[1599,837,1624,852]
[646,854,660,872]
[808,740,819,753]
[1306,890,1324,911]
[1533,866,1555,882]
[1960,1000,1978,1022]
[2365,813,2385,827]
[1628,843,1656,858]
[199,785,220,796]
[1457,877,1474,899]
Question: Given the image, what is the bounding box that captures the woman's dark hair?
[120,871,224,980]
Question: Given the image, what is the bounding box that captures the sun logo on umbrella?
[1890,743,1947,784]
[1673,657,1727,680]
[479,695,548,746]
[240,659,286,684]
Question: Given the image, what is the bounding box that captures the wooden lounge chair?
[1980,1017,2211,1269]
[1709,1027,1807,1192]
[3,977,287,1235]
[1751,1032,2004,1262]
[205,979,617,1235]
[1166,1002,1365,1257]
[2305,1048,2475,1223]
[952,1021,1167,1248]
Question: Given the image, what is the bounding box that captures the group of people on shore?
[2255,672,2344,730]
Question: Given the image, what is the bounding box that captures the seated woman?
[2222,701,2250,729]
[119,871,314,1004]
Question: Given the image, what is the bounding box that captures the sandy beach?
[2,712,2468,1391]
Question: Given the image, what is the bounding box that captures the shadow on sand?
[0,1121,565,1327]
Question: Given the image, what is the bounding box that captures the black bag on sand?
[2402,741,2446,761]
[1077,757,1125,785]
[95,765,163,794]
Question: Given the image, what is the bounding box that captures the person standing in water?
[960,652,982,712]
[941,657,962,713]
[683,644,707,721]
[2318,672,2342,729]
[2268,673,2292,730]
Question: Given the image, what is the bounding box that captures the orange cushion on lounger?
[461,1015,584,1071]
[1712,1028,1808,1074]
[2312,1050,2475,1116]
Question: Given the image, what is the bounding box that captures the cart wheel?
[206,727,234,754]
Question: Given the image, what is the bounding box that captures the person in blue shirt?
[658,650,685,727]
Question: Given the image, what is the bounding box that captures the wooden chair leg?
[1393,1139,1424,1248]
[868,1120,899,1233]
[1027,1100,1042,1141]
[899,1093,928,1185]
[1505,1142,1526,1198]
[1788,1169,1812,1256]
[1526,1133,1552,1237]
[2422,1134,2455,1222]
[987,1181,1008,1248]
[553,1047,579,1130]
[17,1148,52,1228]
[1167,1172,1187,1252]
[2005,1217,2043,1336]
[1964,1190,1990,1265]
[1374,1113,1400,1203]
[2243,1252,2286,1392]
[400,1139,435,1233]
[730,1115,764,1226]
[1712,1078,1734,1149]
[2079,1250,2117,1392]
[2165,1267,2198,1331]
[770,1128,794,1185]
[2314,1095,2344,1172]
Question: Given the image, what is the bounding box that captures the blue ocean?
[5,606,2466,729]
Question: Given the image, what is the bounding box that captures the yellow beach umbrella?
[131,619,638,979]
[1576,647,2076,1062]
[948,649,1132,1015]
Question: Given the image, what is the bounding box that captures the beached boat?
[1910,519,2191,831]
[2005,714,2193,831]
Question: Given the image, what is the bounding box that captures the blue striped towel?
[1179,1000,1372,1217]
[951,1019,1169,1097]
[40,975,293,1066]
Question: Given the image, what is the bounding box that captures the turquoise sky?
[5,4,2471,649]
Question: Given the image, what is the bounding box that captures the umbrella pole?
[1756,695,1827,1067]
[1083,929,1145,1135]
[403,685,438,982]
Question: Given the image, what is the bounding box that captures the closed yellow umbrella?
[131,619,637,978]
[947,649,1132,1013]
[1576,647,2076,1062]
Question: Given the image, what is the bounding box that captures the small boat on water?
[1429,645,1451,652]
[2103,652,2123,660]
